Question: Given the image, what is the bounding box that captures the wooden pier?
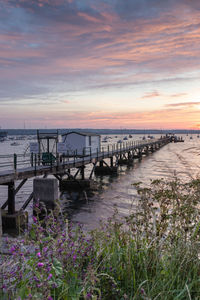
[0,136,174,232]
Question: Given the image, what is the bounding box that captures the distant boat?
[16,135,26,140]
[190,136,193,140]
[10,142,20,146]
[142,136,146,140]
[117,139,122,143]
[123,136,128,140]
[129,134,132,138]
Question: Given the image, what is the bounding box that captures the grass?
[1,177,200,299]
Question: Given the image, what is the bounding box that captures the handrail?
[0,137,171,173]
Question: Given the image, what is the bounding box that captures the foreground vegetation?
[1,178,200,299]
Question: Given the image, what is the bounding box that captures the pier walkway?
[0,136,172,220]
[0,137,171,184]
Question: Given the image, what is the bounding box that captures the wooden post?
[34,154,37,175]
[110,157,113,167]
[100,160,103,167]
[14,153,17,171]
[74,151,76,167]
[47,138,50,153]
[8,181,15,214]
[80,166,85,180]
[97,148,98,160]
[31,152,33,167]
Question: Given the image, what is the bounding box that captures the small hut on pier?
[62,131,101,156]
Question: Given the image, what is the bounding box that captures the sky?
[1,0,200,129]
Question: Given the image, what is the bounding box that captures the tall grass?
[1,177,200,299]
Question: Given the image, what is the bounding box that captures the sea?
[0,133,200,231]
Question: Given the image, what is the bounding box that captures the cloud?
[0,0,200,129]
[170,93,188,98]
[141,91,161,99]
[165,102,200,108]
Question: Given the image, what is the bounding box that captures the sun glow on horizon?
[0,0,200,129]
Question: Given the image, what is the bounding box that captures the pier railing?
[0,137,170,173]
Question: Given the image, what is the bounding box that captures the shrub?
[1,178,200,299]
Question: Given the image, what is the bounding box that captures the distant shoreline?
[2,128,200,136]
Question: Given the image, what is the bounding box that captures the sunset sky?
[1,0,200,129]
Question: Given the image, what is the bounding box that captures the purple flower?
[48,297,53,300]
[33,276,39,282]
[73,255,77,261]
[86,292,92,299]
[141,288,145,294]
[37,262,44,267]
[47,273,53,280]
[10,246,16,253]
[32,216,37,223]
[47,266,51,272]
[36,252,41,258]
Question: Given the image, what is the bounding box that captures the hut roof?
[62,131,100,137]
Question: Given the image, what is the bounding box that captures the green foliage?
[1,177,200,299]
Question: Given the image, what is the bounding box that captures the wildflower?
[10,246,16,253]
[47,265,51,272]
[86,292,92,299]
[36,252,41,258]
[47,273,53,280]
[73,255,77,261]
[33,276,39,282]
[141,288,145,294]
[37,262,44,267]
[32,216,37,223]
[48,297,53,300]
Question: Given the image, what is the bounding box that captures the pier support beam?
[2,210,28,235]
[60,179,96,190]
[33,178,58,212]
[1,180,28,234]
[118,157,133,165]
[99,160,104,167]
[80,166,85,180]
[0,209,2,238]
[8,181,15,215]
[95,160,118,175]
[110,157,113,167]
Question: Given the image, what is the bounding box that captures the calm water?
[1,134,200,231]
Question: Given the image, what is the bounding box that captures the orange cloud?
[141,91,161,99]
[165,102,200,108]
